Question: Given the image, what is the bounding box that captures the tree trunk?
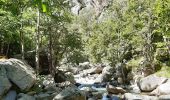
[48,26,56,76]
[35,8,40,74]
[0,42,4,55]
[20,8,24,60]
[6,43,10,57]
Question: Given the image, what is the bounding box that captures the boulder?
[124,93,158,100]
[42,75,56,91]
[129,84,141,94]
[88,97,96,100]
[65,72,76,84]
[79,86,97,99]
[34,92,60,100]
[106,84,126,94]
[2,90,17,100]
[94,74,105,83]
[0,66,12,97]
[80,87,97,92]
[14,50,50,75]
[79,62,91,69]
[159,95,170,100]
[54,70,68,83]
[138,74,167,92]
[1,59,36,91]
[94,66,113,83]
[92,91,103,99]
[102,66,113,75]
[117,77,123,84]
[34,93,51,100]
[150,79,170,96]
[33,84,61,100]
[53,86,86,100]
[17,93,35,100]
[45,86,61,94]
[102,93,120,100]
[85,67,103,75]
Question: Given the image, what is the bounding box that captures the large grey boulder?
[150,79,170,96]
[138,75,167,92]
[17,93,35,100]
[2,90,17,100]
[0,66,12,97]
[1,58,36,91]
[124,93,158,100]
[53,86,86,100]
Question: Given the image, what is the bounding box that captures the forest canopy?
[0,0,170,75]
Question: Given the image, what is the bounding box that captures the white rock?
[138,74,167,92]
[151,79,170,95]
[124,93,158,100]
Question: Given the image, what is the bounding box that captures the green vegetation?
[126,57,144,69]
[156,65,170,78]
[0,0,170,75]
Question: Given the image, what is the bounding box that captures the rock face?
[53,86,86,100]
[151,79,170,96]
[138,75,167,92]
[2,59,36,90]
[0,66,12,97]
[69,0,110,15]
[124,93,158,100]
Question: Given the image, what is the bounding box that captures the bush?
[155,48,169,62]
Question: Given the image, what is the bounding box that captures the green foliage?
[126,57,144,69]
[0,0,170,72]
[155,48,169,62]
[156,65,170,78]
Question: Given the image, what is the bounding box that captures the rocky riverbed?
[1,59,170,100]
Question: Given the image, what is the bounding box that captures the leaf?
[42,3,47,12]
